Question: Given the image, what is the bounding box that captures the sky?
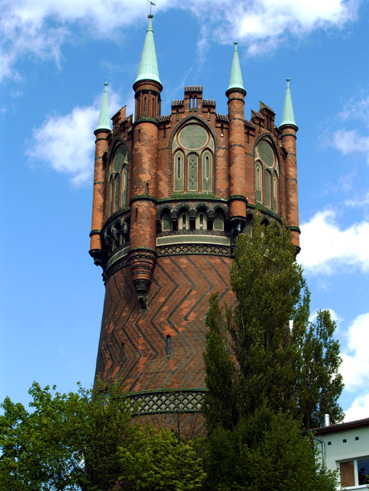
[1,0,369,423]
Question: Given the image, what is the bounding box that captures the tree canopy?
[203,213,343,431]
[202,213,342,490]
[0,382,205,490]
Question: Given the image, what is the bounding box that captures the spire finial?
[147,0,155,16]
[95,83,111,132]
[280,78,297,128]
[227,42,245,95]
[134,9,161,86]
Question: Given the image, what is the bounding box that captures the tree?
[203,212,343,430]
[0,381,133,490]
[119,423,205,490]
[203,406,337,491]
[0,381,205,490]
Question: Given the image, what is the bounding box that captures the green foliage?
[204,407,337,491]
[0,380,133,490]
[203,213,343,430]
[119,424,205,490]
[0,382,205,490]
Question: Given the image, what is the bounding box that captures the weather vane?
[147,0,156,15]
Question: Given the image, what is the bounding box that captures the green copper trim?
[247,203,283,223]
[280,131,297,138]
[134,117,159,125]
[158,195,227,203]
[134,15,161,86]
[280,78,297,129]
[229,195,247,202]
[287,225,301,234]
[227,95,245,103]
[89,229,101,237]
[95,83,111,132]
[227,43,246,94]
[130,195,157,204]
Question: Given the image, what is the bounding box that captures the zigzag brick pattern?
[96,255,233,396]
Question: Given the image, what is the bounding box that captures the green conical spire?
[96,83,111,132]
[134,15,161,86]
[227,42,245,93]
[281,78,297,127]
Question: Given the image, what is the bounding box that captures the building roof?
[280,78,297,127]
[95,83,111,132]
[134,15,161,86]
[313,417,369,435]
[227,43,245,93]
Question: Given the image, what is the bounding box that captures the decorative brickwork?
[90,25,300,430]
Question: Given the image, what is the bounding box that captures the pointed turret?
[96,83,111,132]
[227,43,246,95]
[226,43,247,238]
[280,78,297,129]
[280,78,299,249]
[134,15,161,86]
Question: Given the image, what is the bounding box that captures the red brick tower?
[90,17,300,432]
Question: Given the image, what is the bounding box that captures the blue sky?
[1,0,368,422]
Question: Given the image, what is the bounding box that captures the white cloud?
[340,313,369,393]
[299,210,369,274]
[332,129,369,164]
[0,0,360,81]
[26,89,122,185]
[344,393,369,422]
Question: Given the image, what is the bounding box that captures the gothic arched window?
[172,122,215,194]
[254,139,278,211]
[109,145,128,216]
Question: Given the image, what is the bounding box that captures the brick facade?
[90,35,299,430]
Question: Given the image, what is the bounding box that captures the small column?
[90,83,111,266]
[226,43,247,240]
[129,14,162,308]
[280,79,300,248]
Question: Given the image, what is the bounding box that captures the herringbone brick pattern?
[95,254,234,393]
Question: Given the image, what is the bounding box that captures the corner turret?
[280,79,300,248]
[227,43,247,243]
[90,84,111,264]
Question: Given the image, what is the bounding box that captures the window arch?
[172,121,215,194]
[179,211,189,230]
[265,170,272,208]
[213,212,224,231]
[273,172,278,212]
[255,162,263,203]
[174,152,184,192]
[188,153,198,191]
[202,151,212,192]
[195,211,207,230]
[162,212,172,231]
[109,145,128,216]
[254,139,279,210]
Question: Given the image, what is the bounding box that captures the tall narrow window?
[114,174,119,212]
[166,335,171,357]
[273,173,278,212]
[188,154,198,191]
[109,176,114,216]
[174,152,184,192]
[213,213,224,231]
[202,152,212,192]
[143,96,147,117]
[265,170,272,208]
[162,213,171,231]
[255,162,262,203]
[199,214,203,229]
[121,167,128,209]
[182,214,186,229]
